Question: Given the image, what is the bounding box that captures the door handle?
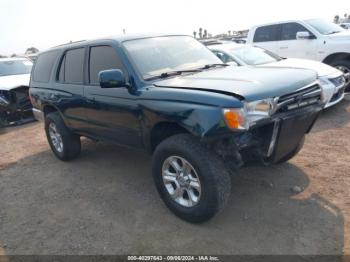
[280,46,288,49]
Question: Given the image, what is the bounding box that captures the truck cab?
[247,19,350,91]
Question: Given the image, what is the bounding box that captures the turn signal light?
[223,109,247,130]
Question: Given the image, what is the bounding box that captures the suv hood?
[260,58,340,77]
[154,66,317,101]
[0,74,30,91]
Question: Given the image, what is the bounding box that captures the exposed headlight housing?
[223,98,274,130]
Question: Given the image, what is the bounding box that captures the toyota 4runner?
[29,35,322,223]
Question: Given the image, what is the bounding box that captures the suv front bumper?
[266,105,321,163]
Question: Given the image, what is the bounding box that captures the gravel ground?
[0,97,349,255]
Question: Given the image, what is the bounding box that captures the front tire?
[152,134,231,223]
[45,112,81,161]
[330,60,350,92]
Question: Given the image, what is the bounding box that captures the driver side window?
[281,23,314,40]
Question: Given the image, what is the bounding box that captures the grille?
[275,83,322,113]
[329,75,345,88]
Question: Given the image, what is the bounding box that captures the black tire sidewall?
[152,134,231,223]
[44,112,81,161]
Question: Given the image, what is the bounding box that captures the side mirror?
[99,69,126,88]
[296,31,312,40]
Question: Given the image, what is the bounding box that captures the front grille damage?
[274,84,322,113]
[213,83,322,170]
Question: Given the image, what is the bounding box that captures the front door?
[83,45,143,148]
[276,22,319,60]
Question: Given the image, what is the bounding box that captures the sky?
[0,0,349,55]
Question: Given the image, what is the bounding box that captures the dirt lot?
[0,97,350,256]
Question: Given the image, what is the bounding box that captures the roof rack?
[52,40,86,48]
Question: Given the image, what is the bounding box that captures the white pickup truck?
[247,18,350,92]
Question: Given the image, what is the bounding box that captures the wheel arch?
[323,52,350,65]
[148,121,191,153]
[42,104,59,116]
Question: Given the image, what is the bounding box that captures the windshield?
[0,59,33,77]
[123,36,222,79]
[228,46,280,65]
[306,19,345,35]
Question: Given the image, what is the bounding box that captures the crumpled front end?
[211,82,323,169]
[0,86,34,127]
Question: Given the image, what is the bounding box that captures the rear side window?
[253,25,280,42]
[57,48,85,84]
[89,46,126,84]
[281,23,311,40]
[33,51,59,82]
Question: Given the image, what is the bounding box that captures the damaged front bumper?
[214,104,322,168]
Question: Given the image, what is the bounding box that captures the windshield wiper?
[144,69,202,81]
[326,31,341,35]
[199,63,229,70]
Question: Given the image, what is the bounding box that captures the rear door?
[277,22,319,59]
[53,47,88,130]
[83,44,143,148]
[252,24,280,54]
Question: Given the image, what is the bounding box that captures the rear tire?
[45,112,81,161]
[152,134,231,223]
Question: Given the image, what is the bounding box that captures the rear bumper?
[32,108,44,122]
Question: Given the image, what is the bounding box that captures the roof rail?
[52,40,86,48]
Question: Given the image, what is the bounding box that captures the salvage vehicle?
[247,19,350,91]
[0,58,34,126]
[30,35,323,222]
[208,43,346,108]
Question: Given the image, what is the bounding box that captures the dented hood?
[154,66,317,101]
[0,74,31,91]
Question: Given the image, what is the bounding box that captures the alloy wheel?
[161,156,201,207]
[48,122,64,153]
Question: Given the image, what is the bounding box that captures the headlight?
[223,98,274,130]
[245,98,273,116]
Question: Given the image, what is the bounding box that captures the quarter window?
[253,25,280,42]
[89,46,125,84]
[33,51,59,82]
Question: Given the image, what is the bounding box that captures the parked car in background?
[208,43,346,108]
[340,23,350,29]
[247,19,350,91]
[0,57,34,126]
[26,53,38,63]
[30,34,323,222]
